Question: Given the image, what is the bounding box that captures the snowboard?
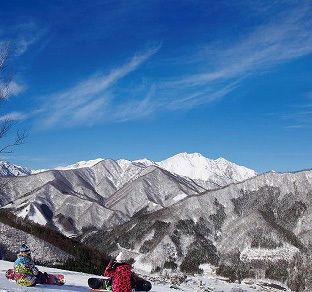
[5,269,15,280]
[131,274,152,291]
[88,275,152,291]
[5,269,65,285]
[46,274,65,285]
[88,277,112,291]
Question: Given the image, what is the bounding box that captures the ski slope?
[0,260,288,292]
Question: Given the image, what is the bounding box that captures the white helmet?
[115,251,126,263]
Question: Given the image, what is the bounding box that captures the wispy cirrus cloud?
[281,107,312,129]
[0,22,47,56]
[0,111,28,121]
[7,3,312,128]
[284,125,305,129]
[7,81,25,97]
[32,45,161,128]
[0,76,26,101]
[113,85,157,122]
[0,22,46,104]
[0,154,47,163]
[161,2,312,110]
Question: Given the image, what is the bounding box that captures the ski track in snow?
[0,260,288,292]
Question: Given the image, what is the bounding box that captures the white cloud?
[14,23,47,56]
[176,5,312,86]
[285,125,305,129]
[166,81,240,111]
[9,3,312,127]
[0,111,27,121]
[34,45,161,128]
[160,3,312,111]
[113,85,157,122]
[0,155,46,163]
[0,22,47,56]
[282,110,312,129]
[7,81,25,97]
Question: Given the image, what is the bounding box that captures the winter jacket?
[14,254,39,286]
[104,262,132,292]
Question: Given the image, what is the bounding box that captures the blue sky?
[0,0,312,173]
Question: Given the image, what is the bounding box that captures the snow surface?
[18,205,48,226]
[0,260,290,292]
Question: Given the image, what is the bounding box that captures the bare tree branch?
[0,129,28,153]
[0,119,16,139]
[0,42,13,103]
[0,41,28,155]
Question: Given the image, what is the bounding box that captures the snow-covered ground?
[0,260,290,292]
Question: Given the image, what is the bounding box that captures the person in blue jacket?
[13,244,47,286]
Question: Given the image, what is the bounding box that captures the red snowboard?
[46,274,65,285]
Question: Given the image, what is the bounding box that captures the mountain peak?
[157,153,256,181]
[0,161,32,176]
[215,157,228,162]
[55,158,104,170]
[172,152,205,159]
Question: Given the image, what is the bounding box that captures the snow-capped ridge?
[1,153,257,187]
[55,158,104,170]
[0,161,33,176]
[157,152,257,181]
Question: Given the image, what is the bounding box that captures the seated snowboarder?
[104,251,132,292]
[13,244,48,286]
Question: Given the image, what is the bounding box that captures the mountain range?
[81,167,312,292]
[0,153,256,235]
[0,153,311,291]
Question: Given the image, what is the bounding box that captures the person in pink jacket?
[104,252,132,292]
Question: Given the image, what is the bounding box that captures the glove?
[33,267,39,276]
[44,272,49,284]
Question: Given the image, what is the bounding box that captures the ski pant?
[35,271,47,284]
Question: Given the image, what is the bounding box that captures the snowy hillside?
[0,260,289,292]
[0,161,32,176]
[84,168,312,292]
[0,222,72,264]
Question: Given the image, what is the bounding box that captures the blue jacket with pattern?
[14,255,39,286]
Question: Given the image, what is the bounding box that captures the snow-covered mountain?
[0,161,33,176]
[0,160,205,236]
[85,168,312,290]
[51,152,257,184]
[1,153,257,185]
[157,152,257,182]
[0,153,256,235]
[0,154,311,291]
[54,158,105,171]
